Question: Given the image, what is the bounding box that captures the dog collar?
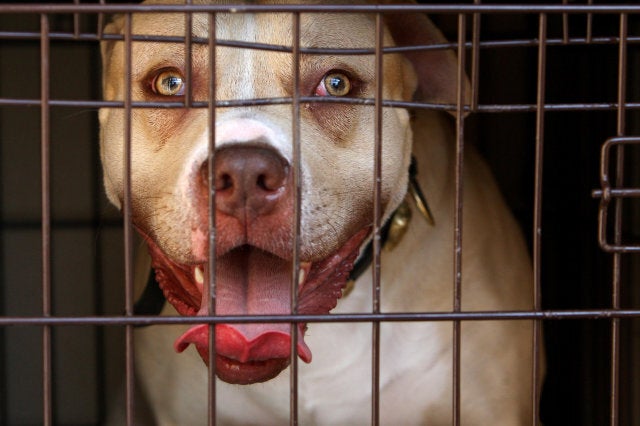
[134,157,434,315]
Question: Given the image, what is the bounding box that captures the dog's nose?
[203,146,290,221]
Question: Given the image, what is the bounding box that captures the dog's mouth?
[143,228,369,385]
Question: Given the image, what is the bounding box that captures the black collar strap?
[345,155,431,284]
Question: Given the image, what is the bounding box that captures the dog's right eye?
[315,71,352,97]
[152,69,185,96]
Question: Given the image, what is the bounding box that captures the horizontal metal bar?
[592,188,640,199]
[598,242,640,254]
[2,96,640,114]
[2,3,640,14]
[3,30,640,53]
[2,309,640,327]
[597,243,639,259]
[1,219,122,230]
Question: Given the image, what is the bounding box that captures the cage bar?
[122,13,136,426]
[609,12,628,426]
[289,10,302,426]
[206,11,218,426]
[532,12,547,426]
[370,12,386,426]
[451,12,468,426]
[39,12,52,426]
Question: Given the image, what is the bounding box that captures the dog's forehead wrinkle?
[215,12,291,45]
[300,14,378,49]
[135,0,382,48]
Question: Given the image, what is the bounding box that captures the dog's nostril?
[256,174,268,191]
[218,173,233,191]
[200,162,235,192]
[257,171,285,192]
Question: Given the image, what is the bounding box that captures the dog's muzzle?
[140,144,369,385]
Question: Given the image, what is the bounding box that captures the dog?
[100,0,540,424]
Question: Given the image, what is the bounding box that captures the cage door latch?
[591,136,640,253]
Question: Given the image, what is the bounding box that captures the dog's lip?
[142,226,369,384]
[175,324,300,385]
[175,323,311,362]
[216,354,291,385]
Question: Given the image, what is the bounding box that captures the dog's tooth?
[194,266,204,285]
[298,268,306,286]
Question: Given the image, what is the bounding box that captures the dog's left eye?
[152,69,185,96]
[315,71,352,97]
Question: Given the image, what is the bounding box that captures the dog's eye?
[152,69,185,96]
[315,72,351,97]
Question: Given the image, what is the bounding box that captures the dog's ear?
[101,15,124,62]
[381,2,471,113]
[100,15,125,100]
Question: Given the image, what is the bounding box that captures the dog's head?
[100,0,462,384]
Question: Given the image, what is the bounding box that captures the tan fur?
[101,1,541,424]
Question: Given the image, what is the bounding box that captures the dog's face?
[100,0,417,384]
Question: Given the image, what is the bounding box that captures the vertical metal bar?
[597,141,611,252]
[98,0,106,40]
[586,0,593,44]
[371,12,384,426]
[290,11,301,426]
[207,11,217,426]
[40,13,53,426]
[610,12,627,426]
[562,0,569,44]
[532,13,547,426]
[122,13,136,426]
[73,0,80,39]
[470,0,481,111]
[93,88,108,426]
[615,14,627,139]
[452,13,466,426]
[184,0,193,108]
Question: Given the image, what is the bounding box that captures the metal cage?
[0,1,639,425]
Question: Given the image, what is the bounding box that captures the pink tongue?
[174,323,312,363]
[174,246,312,364]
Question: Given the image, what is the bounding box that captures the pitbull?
[100,0,540,424]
